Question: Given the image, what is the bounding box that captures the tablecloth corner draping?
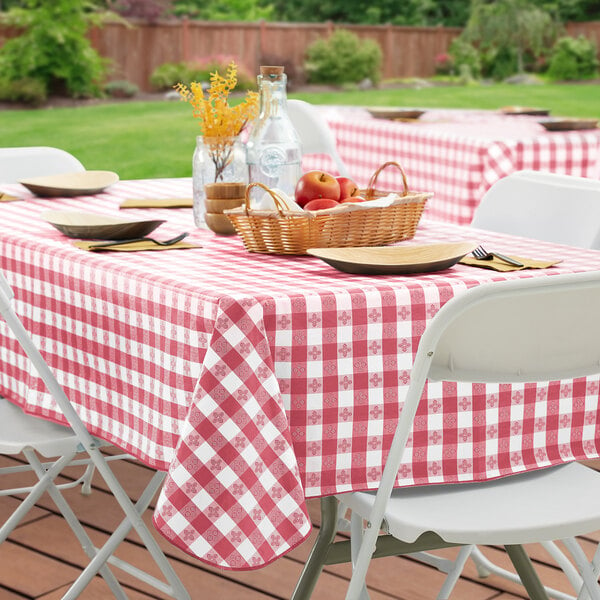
[153,295,312,569]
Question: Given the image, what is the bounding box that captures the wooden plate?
[20,170,119,197]
[41,210,165,240]
[307,242,479,275]
[367,107,426,120]
[500,106,550,116]
[539,118,598,131]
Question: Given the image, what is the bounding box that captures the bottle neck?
[257,74,288,120]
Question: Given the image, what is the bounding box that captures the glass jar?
[245,66,302,199]
[192,135,247,228]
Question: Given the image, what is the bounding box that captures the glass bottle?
[192,135,247,228]
[245,66,302,199]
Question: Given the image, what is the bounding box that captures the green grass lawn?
[1,82,598,180]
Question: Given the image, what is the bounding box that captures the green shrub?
[150,62,190,90]
[0,0,109,99]
[150,58,255,91]
[304,29,383,86]
[449,38,482,80]
[0,77,48,106]
[104,80,139,98]
[482,46,519,80]
[547,35,599,81]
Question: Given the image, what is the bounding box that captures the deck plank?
[1,451,598,599]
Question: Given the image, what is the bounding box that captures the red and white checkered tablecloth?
[2,178,600,570]
[302,107,600,226]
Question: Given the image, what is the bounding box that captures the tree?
[541,0,600,22]
[462,0,560,75]
[269,0,471,25]
[106,0,172,21]
[172,0,273,20]
[168,0,598,26]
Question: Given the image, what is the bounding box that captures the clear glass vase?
[192,135,247,228]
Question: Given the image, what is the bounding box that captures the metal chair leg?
[24,448,128,599]
[561,538,600,600]
[62,461,190,600]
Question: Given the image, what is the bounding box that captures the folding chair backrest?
[0,272,93,445]
[287,99,350,176]
[379,271,600,500]
[471,170,600,249]
[427,272,600,384]
[0,146,85,183]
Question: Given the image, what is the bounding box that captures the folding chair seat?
[287,99,351,176]
[0,146,85,183]
[293,272,600,600]
[0,272,190,599]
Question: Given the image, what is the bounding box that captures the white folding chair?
[471,170,600,249]
[0,272,190,599]
[466,168,600,596]
[0,146,85,183]
[293,272,600,600]
[287,99,351,176]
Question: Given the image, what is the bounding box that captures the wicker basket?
[225,161,432,255]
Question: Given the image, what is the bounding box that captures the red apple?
[303,198,339,211]
[336,176,359,200]
[295,171,341,207]
[339,195,366,203]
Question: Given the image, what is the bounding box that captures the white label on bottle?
[258,146,287,177]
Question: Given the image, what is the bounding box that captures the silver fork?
[89,232,189,249]
[472,245,524,267]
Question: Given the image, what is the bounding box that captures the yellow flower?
[175,62,258,138]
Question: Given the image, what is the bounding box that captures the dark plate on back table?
[500,106,550,116]
[539,118,598,131]
[367,107,426,120]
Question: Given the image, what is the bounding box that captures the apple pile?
[294,171,365,211]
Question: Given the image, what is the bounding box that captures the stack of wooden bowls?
[204,182,246,235]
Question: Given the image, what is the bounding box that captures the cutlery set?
[87,232,190,249]
[472,245,524,267]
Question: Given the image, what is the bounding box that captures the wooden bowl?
[204,182,247,199]
[205,197,244,214]
[205,212,237,235]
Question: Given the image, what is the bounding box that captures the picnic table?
[303,107,600,225]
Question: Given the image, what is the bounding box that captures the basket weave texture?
[225,161,432,255]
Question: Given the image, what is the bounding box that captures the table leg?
[291,496,339,600]
[505,545,550,600]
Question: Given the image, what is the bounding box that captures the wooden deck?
[2,452,599,600]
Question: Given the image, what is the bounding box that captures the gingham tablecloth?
[303,107,600,225]
[2,178,600,570]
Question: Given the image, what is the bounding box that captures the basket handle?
[366,161,409,197]
[245,182,290,215]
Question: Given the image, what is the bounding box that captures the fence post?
[182,17,190,62]
[259,19,267,60]
[385,23,394,80]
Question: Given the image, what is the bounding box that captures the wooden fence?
[2,19,600,93]
[87,19,462,91]
[566,20,600,47]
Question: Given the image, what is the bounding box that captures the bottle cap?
[260,65,284,80]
